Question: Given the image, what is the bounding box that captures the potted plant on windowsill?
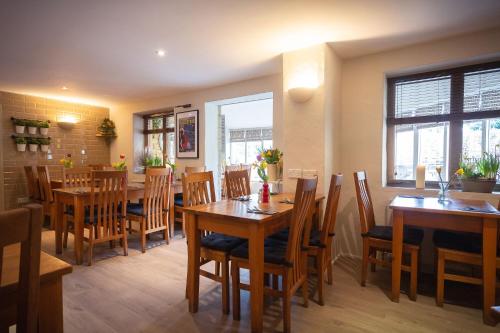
[27,137,39,152]
[15,136,27,152]
[257,147,283,182]
[459,153,499,193]
[39,137,51,152]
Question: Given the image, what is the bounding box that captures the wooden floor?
[39,230,498,333]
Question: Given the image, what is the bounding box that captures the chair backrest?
[240,164,252,178]
[142,167,171,230]
[225,164,241,172]
[320,174,343,245]
[23,166,41,201]
[285,178,318,283]
[185,166,206,174]
[181,171,216,207]
[36,165,54,203]
[353,171,375,234]
[62,167,93,188]
[225,169,251,199]
[0,204,42,333]
[89,171,127,240]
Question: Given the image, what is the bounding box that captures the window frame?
[386,60,500,188]
[143,111,175,166]
[228,127,273,164]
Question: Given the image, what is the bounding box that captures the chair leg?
[436,249,445,307]
[282,273,291,333]
[140,220,146,253]
[326,252,333,285]
[272,274,279,290]
[231,261,241,321]
[181,213,186,238]
[88,227,94,266]
[215,261,221,277]
[370,249,377,272]
[122,221,128,256]
[221,259,230,314]
[163,213,169,244]
[63,217,69,249]
[409,248,418,301]
[361,238,369,287]
[317,251,325,306]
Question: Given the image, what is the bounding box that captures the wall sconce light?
[288,87,316,103]
[57,115,78,129]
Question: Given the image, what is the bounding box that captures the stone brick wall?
[1,91,111,209]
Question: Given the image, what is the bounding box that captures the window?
[143,112,175,166]
[387,61,500,186]
[228,127,273,165]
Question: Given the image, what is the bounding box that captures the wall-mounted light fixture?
[287,61,321,103]
[288,87,316,103]
[57,115,78,129]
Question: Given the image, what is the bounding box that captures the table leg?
[55,195,64,254]
[482,218,498,325]
[249,223,264,333]
[39,277,63,333]
[186,213,200,313]
[169,190,175,238]
[391,209,403,302]
[74,197,84,265]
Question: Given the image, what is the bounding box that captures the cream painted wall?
[337,27,500,259]
[110,73,283,182]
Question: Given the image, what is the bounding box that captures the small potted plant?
[15,136,27,152]
[112,154,127,171]
[39,137,51,152]
[458,153,499,193]
[27,137,39,152]
[12,118,27,134]
[39,120,50,136]
[26,120,38,135]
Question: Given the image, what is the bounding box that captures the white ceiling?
[1,0,500,107]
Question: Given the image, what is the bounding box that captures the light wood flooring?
[39,230,499,333]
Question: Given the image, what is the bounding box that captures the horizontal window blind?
[464,68,500,113]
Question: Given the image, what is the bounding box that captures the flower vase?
[267,163,278,181]
[437,183,448,203]
[262,182,270,203]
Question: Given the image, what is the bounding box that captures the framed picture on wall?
[176,109,199,159]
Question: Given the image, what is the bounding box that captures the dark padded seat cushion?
[174,193,183,206]
[126,203,144,216]
[432,229,491,254]
[200,233,245,252]
[270,228,327,248]
[66,206,123,224]
[362,225,424,246]
[231,238,292,267]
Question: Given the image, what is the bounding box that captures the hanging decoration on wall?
[96,117,117,144]
[176,109,199,159]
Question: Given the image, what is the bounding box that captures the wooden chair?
[37,165,57,229]
[0,204,42,333]
[354,171,423,301]
[183,171,244,314]
[433,201,500,306]
[87,164,110,171]
[225,169,251,199]
[231,177,318,332]
[62,167,93,248]
[127,167,171,252]
[23,166,41,203]
[86,171,128,266]
[174,166,207,237]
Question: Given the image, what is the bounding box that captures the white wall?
[110,73,282,182]
[337,27,500,259]
[221,98,273,129]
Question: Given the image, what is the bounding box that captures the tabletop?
[1,244,73,291]
[389,196,500,219]
[52,182,145,196]
[183,193,324,223]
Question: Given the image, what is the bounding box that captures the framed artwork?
[176,109,199,159]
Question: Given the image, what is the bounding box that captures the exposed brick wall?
[1,91,111,209]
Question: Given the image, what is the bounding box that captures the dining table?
[1,244,73,333]
[389,196,499,325]
[52,182,145,265]
[184,192,324,333]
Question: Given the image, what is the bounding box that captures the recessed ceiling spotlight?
[61,86,69,91]
[156,49,166,57]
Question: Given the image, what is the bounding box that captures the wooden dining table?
[1,244,72,333]
[389,196,499,325]
[184,192,324,333]
[52,183,145,265]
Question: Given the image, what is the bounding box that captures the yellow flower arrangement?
[59,154,73,168]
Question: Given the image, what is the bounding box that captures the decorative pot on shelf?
[460,179,496,193]
[28,144,38,152]
[40,145,50,152]
[17,144,26,152]
[15,125,25,134]
[267,163,278,181]
[27,127,37,135]
[40,127,49,136]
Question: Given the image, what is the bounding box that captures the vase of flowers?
[60,154,73,168]
[253,157,270,203]
[112,154,127,171]
[458,153,499,193]
[436,166,462,202]
[257,148,283,181]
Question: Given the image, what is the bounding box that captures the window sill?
[382,185,500,196]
